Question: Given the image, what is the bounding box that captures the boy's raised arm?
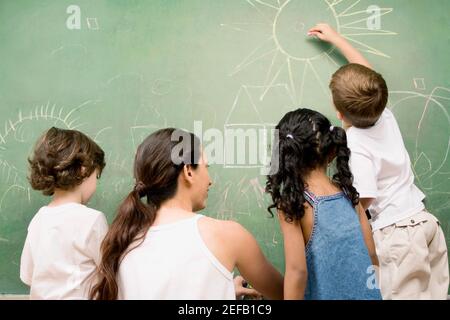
[308,23,372,69]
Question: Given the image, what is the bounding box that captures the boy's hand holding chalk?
[307,23,341,43]
[308,22,372,70]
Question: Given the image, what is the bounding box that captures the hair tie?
[134,181,146,196]
[329,126,334,132]
[286,134,294,139]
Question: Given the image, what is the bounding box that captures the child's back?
[347,108,425,230]
[20,127,108,299]
[21,203,107,299]
[346,105,449,299]
[301,189,380,300]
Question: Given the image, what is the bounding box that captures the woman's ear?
[336,111,343,121]
[182,165,194,185]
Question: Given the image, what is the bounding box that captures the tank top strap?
[193,214,204,223]
[303,189,317,206]
[192,213,234,281]
[190,214,204,231]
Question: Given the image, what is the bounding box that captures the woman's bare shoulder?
[198,215,248,240]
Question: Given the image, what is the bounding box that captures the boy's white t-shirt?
[347,108,425,231]
[20,202,108,299]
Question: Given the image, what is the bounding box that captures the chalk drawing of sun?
[222,0,396,105]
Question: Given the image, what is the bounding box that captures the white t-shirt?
[347,108,425,231]
[117,214,235,300]
[20,203,109,299]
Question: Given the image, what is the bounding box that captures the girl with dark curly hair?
[266,108,381,300]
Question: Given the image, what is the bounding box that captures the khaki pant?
[373,210,449,299]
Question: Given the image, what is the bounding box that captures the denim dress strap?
[303,190,317,207]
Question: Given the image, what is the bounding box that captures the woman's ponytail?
[90,188,157,300]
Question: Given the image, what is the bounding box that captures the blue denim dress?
[303,190,382,300]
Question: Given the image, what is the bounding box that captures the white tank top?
[117,214,235,299]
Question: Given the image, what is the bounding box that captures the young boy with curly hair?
[20,127,108,299]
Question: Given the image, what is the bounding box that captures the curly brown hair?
[28,127,106,196]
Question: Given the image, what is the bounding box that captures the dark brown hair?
[329,63,388,128]
[266,108,359,222]
[28,127,105,196]
[90,128,201,300]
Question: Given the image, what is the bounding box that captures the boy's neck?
[48,188,83,207]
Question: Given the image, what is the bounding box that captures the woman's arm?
[233,275,262,300]
[229,222,284,300]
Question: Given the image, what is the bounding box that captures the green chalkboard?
[0,0,449,294]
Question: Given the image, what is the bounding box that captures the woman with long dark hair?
[266,108,381,300]
[90,128,283,300]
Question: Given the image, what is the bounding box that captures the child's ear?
[336,111,343,121]
[328,148,337,164]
